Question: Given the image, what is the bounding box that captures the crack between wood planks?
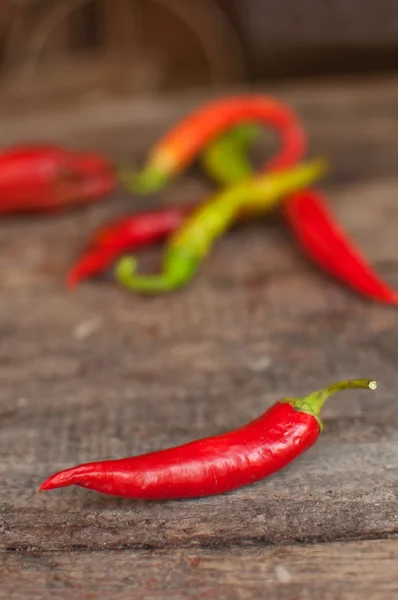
[3,529,398,555]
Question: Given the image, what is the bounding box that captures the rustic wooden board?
[2,538,398,600]
[0,77,398,556]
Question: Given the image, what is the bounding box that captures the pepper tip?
[39,480,51,492]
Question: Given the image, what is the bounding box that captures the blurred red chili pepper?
[283,190,398,304]
[0,145,115,214]
[66,204,195,289]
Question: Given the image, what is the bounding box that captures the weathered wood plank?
[2,538,398,600]
[0,78,398,551]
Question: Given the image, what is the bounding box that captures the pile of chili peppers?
[3,95,396,302]
[0,95,388,500]
[70,94,398,302]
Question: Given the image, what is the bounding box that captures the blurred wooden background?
[1,0,398,110]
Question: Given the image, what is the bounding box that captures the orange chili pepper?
[122,95,306,194]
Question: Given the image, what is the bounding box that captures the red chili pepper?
[0,145,115,213]
[39,379,375,500]
[283,190,398,304]
[123,95,307,194]
[66,204,195,289]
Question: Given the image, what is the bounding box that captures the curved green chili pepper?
[115,158,328,294]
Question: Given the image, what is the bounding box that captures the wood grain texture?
[0,77,398,554]
[2,538,398,600]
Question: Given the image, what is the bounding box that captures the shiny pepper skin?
[0,145,115,214]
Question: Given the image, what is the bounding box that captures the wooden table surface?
[1,76,398,599]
